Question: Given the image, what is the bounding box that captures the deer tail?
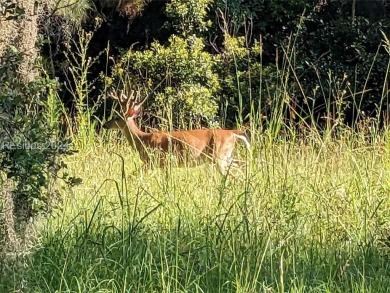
[233,130,251,150]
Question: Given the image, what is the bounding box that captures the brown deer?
[104,91,250,176]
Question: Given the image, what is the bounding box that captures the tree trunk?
[17,0,39,82]
[0,0,39,82]
[1,178,20,253]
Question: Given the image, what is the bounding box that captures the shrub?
[294,5,390,125]
[0,47,80,253]
[111,35,221,128]
[166,0,213,36]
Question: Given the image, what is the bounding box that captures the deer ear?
[133,102,142,113]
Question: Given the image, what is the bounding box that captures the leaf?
[5,15,18,21]
[67,177,83,187]
[0,112,10,120]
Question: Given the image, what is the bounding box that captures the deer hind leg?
[215,145,235,176]
[216,140,248,178]
[216,158,228,176]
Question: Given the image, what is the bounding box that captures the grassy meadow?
[3,126,390,292]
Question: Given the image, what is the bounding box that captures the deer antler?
[107,89,150,119]
[107,90,135,113]
[107,90,119,101]
[109,89,148,106]
[117,90,136,113]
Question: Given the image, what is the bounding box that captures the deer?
[103,90,250,176]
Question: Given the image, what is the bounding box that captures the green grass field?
[3,129,390,292]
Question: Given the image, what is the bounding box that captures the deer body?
[104,91,250,175]
[125,114,249,175]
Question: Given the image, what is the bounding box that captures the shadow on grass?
[2,196,390,293]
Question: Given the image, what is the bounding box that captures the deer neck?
[125,116,150,139]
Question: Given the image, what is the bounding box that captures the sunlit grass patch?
[6,131,387,292]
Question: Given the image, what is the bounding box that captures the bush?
[0,48,79,253]
[210,0,389,127]
[294,5,389,125]
[110,35,221,128]
[166,0,213,36]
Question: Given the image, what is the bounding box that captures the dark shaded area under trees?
[40,0,389,129]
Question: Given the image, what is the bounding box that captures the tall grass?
[2,125,390,292]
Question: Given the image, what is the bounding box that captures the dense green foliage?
[110,35,221,127]
[57,0,387,128]
[294,4,389,124]
[166,0,213,36]
[0,49,75,219]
